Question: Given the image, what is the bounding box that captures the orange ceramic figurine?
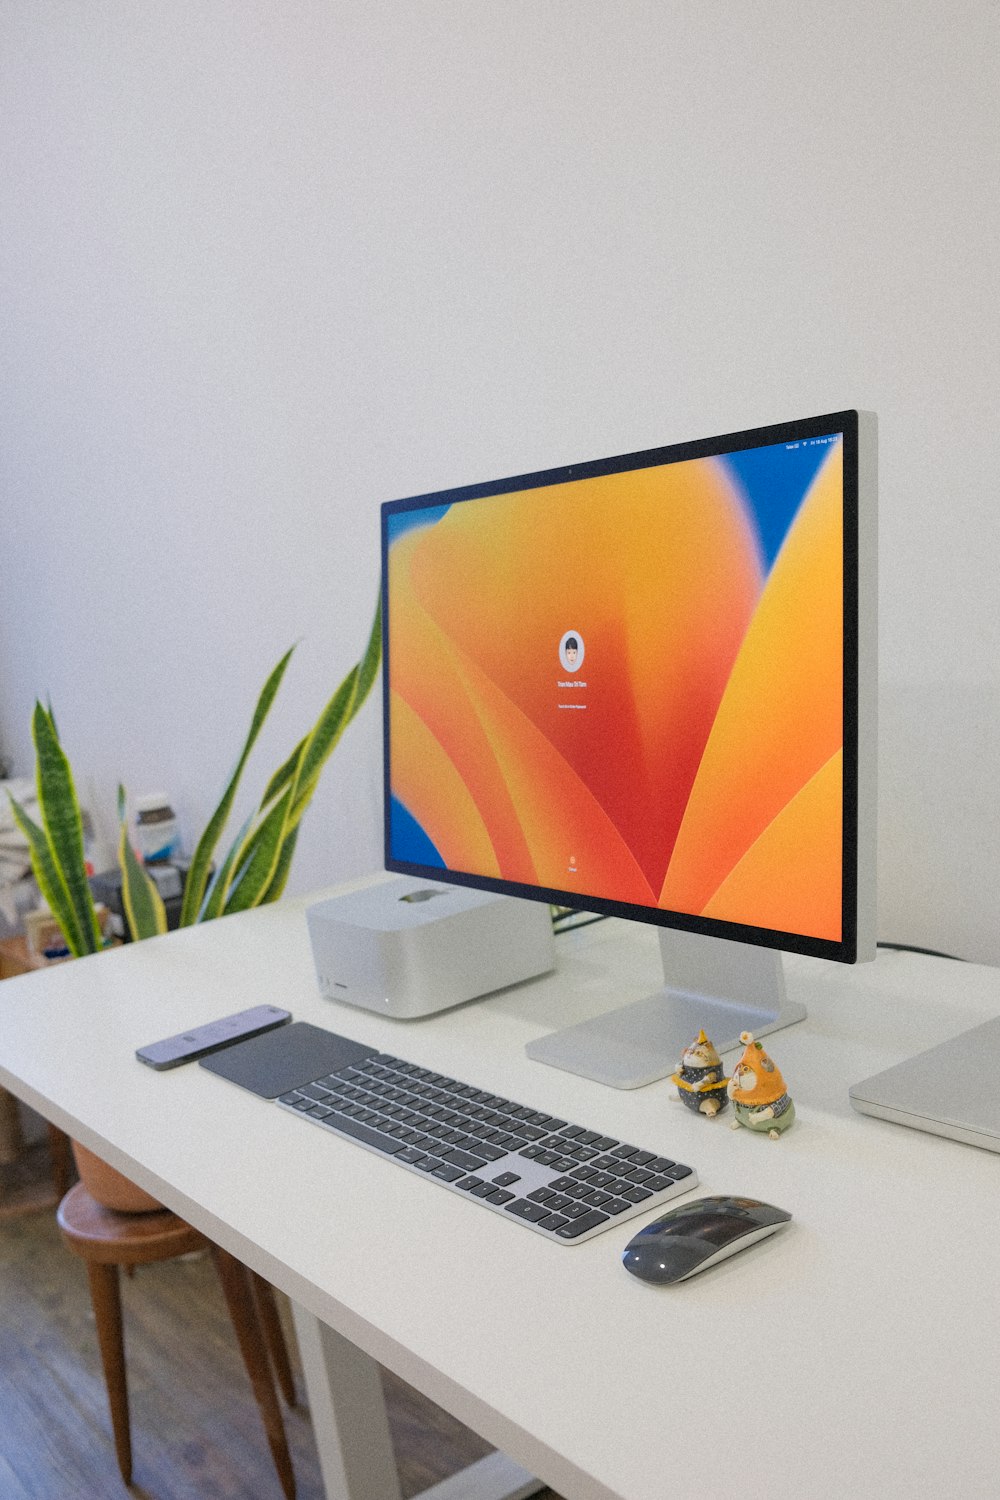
[727,1031,795,1138]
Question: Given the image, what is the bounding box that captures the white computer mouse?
[622,1195,791,1283]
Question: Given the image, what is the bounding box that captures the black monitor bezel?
[380,409,862,964]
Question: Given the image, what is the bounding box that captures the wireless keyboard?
[277,1046,697,1244]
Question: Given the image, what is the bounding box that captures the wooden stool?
[57,1182,296,1496]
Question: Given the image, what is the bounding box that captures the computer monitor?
[381,409,877,1087]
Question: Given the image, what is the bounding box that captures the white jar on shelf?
[134,794,179,864]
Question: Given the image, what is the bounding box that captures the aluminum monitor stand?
[525,928,806,1089]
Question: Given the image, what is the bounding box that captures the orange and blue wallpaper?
[385,434,845,943]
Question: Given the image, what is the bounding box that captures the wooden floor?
[0,1137,563,1500]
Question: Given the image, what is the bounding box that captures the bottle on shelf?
[134,794,180,864]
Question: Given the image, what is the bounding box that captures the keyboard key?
[584,1190,614,1208]
[556,1210,611,1238]
[503,1199,551,1223]
[440,1148,487,1171]
[326,1114,407,1156]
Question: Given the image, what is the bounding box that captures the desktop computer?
[306,874,554,1017]
[381,409,878,1087]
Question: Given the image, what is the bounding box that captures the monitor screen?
[381,410,875,971]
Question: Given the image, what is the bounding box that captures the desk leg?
[290,1302,546,1500]
[291,1300,403,1500]
[415,1453,545,1500]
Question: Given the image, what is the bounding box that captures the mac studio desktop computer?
[381,409,879,1090]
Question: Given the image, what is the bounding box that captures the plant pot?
[71,1141,163,1213]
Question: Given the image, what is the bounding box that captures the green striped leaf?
[222,733,308,917]
[223,783,297,916]
[31,704,102,954]
[7,793,88,957]
[260,824,299,905]
[197,809,256,923]
[179,646,296,927]
[355,593,382,709]
[259,735,307,811]
[116,787,168,941]
[288,596,382,824]
[289,667,359,822]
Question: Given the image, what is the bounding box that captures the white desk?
[3,880,1000,1500]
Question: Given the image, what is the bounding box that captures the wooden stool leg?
[0,1086,26,1165]
[47,1123,73,1199]
[211,1247,296,1500]
[250,1273,296,1406]
[85,1261,133,1486]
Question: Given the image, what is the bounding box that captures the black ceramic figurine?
[670,1030,730,1118]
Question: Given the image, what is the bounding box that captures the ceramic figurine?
[670,1029,730,1117]
[727,1031,795,1138]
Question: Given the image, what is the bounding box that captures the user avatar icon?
[559,631,585,671]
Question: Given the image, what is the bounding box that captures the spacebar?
[328,1114,404,1155]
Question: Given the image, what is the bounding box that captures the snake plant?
[7,598,381,951]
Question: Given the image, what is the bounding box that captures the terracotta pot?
[71,1141,163,1213]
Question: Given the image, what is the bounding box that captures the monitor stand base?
[525,929,807,1090]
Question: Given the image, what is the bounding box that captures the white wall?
[2,2,998,958]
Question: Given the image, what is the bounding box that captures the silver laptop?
[850,1014,1000,1152]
